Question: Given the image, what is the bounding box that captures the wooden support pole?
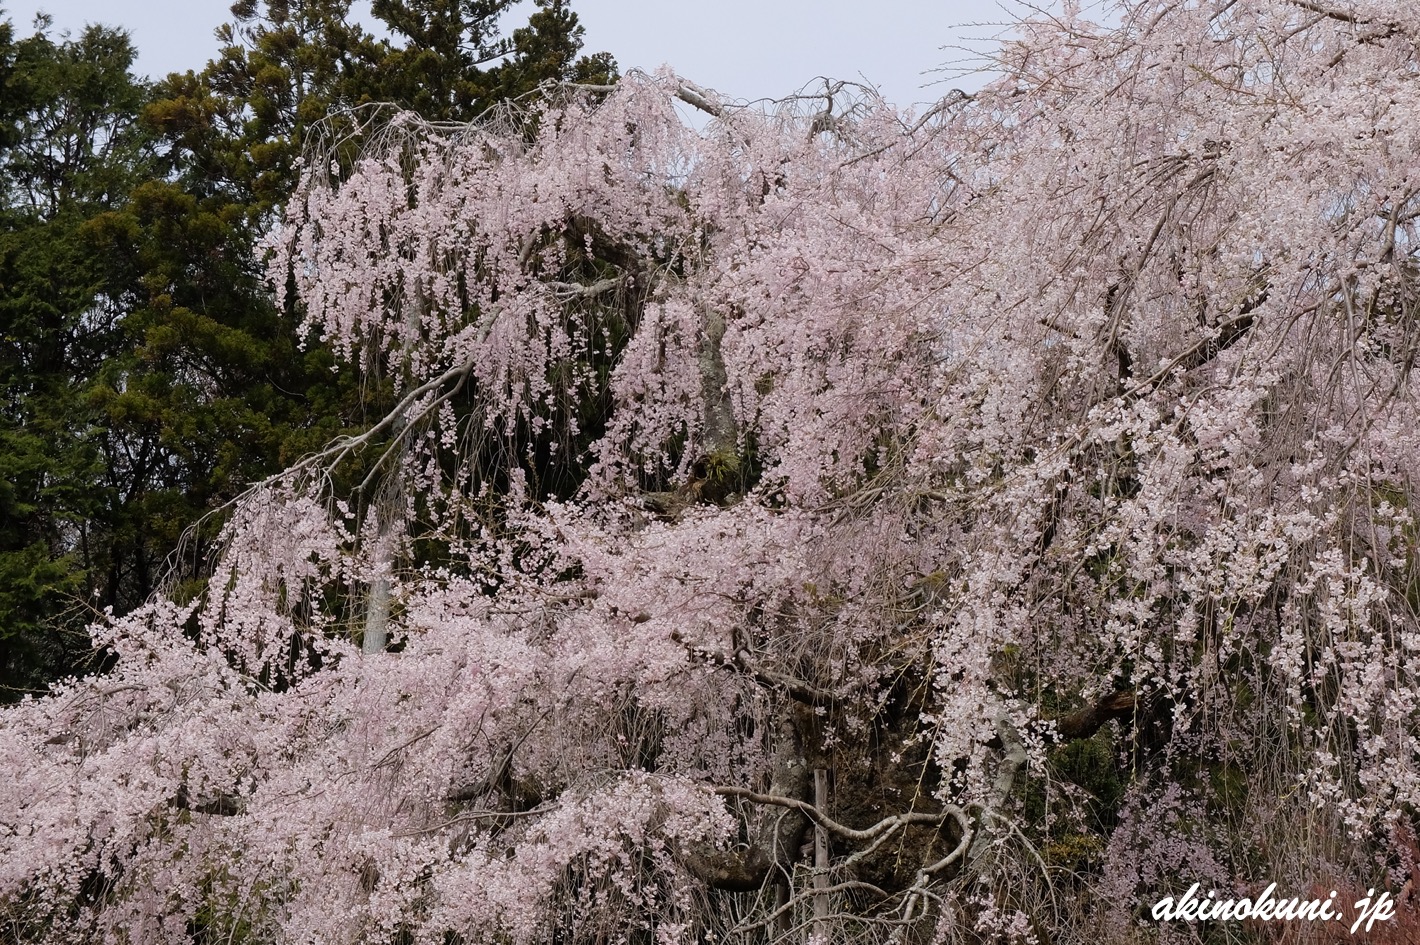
[775,875,790,940]
[813,767,829,939]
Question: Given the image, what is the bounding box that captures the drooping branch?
[1287,0,1363,24]
[172,785,245,817]
[711,785,968,844]
[1047,689,1138,742]
[1121,290,1266,406]
[672,629,840,708]
[569,75,725,119]
[680,843,776,892]
[682,706,812,891]
[547,276,623,301]
[731,651,839,708]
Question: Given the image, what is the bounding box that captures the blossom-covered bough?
[6,1,1420,942]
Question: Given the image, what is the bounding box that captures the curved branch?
[711,785,967,844]
[1051,689,1137,741]
[680,844,775,892]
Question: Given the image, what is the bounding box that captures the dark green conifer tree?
[0,17,156,695]
[0,1,617,698]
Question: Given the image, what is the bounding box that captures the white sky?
[1,0,1024,109]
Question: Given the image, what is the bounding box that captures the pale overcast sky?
[0,0,1030,109]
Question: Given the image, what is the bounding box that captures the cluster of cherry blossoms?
[7,1,1420,943]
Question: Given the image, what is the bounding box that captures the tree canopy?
[0,0,616,700]
[0,18,156,696]
[5,1,1420,944]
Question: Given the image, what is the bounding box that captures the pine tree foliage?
[0,20,156,696]
[0,0,617,699]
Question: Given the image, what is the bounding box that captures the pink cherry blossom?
[8,2,1420,942]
